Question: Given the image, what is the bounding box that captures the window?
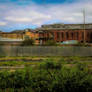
[57,32,60,40]
[82,32,84,40]
[76,32,78,39]
[61,32,64,39]
[66,32,69,39]
[90,32,92,40]
[71,32,73,39]
[87,32,89,37]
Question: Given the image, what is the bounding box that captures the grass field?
[0,56,92,70]
[0,56,91,92]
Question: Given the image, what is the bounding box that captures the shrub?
[0,63,91,92]
[44,40,57,46]
[40,61,62,70]
[21,39,35,46]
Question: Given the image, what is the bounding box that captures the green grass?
[0,56,92,70]
[0,60,91,92]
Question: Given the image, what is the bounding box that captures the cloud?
[0,0,92,31]
[4,7,52,25]
[6,11,51,22]
[0,21,7,26]
[5,17,32,22]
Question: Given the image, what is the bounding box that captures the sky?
[0,0,92,32]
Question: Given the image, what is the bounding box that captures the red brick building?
[36,23,92,44]
[1,23,92,45]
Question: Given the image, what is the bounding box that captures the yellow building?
[0,32,24,39]
[0,29,40,45]
[24,29,39,44]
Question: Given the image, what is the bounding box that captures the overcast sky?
[0,0,92,32]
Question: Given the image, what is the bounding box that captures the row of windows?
[56,32,79,40]
[56,32,92,40]
[40,31,92,42]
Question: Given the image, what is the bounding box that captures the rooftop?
[36,23,92,31]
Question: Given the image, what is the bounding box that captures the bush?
[40,61,62,70]
[44,40,57,46]
[21,39,35,46]
[0,62,91,92]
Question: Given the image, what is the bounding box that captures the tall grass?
[0,61,91,92]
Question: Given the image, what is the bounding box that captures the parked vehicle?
[61,40,78,44]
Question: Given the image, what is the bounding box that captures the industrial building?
[0,23,92,45]
[36,23,92,44]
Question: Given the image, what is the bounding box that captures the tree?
[44,40,57,46]
[21,38,35,46]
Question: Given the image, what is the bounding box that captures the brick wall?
[38,29,92,43]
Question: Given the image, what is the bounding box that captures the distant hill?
[11,28,34,34]
[10,30,25,34]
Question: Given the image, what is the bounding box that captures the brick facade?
[1,24,92,45]
[49,29,92,43]
[37,24,92,44]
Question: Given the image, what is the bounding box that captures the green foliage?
[77,42,90,47]
[0,61,91,92]
[44,40,57,46]
[21,38,35,46]
[40,61,62,70]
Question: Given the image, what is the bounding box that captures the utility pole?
[83,9,86,44]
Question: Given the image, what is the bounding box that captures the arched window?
[90,32,92,42]
[57,32,60,40]
[82,32,84,40]
[61,32,64,40]
[66,32,69,39]
[76,32,78,39]
[71,32,73,39]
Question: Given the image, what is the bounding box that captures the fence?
[0,46,92,56]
